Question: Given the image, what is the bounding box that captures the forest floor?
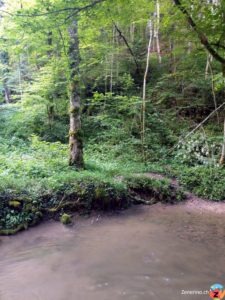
[1,103,225,235]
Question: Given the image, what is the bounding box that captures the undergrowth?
[1,86,225,235]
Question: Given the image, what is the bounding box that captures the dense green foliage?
[0,0,225,234]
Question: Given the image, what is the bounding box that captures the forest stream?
[1,0,225,299]
[0,202,225,300]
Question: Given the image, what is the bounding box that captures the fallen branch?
[169,102,225,152]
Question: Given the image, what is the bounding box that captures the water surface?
[0,203,224,300]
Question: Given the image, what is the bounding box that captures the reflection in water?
[0,204,225,300]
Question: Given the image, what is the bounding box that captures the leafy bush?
[178,166,225,201]
[175,134,221,166]
[84,93,174,162]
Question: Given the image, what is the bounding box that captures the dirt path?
[145,172,225,214]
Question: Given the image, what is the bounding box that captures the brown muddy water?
[0,203,225,300]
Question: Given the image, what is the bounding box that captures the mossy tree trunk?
[68,19,84,169]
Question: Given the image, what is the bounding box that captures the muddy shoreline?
[1,172,225,236]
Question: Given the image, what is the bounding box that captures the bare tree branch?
[112,22,140,73]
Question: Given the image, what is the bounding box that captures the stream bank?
[1,172,224,235]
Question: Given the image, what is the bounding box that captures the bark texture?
[68,19,84,168]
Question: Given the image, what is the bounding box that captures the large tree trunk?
[68,19,84,169]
